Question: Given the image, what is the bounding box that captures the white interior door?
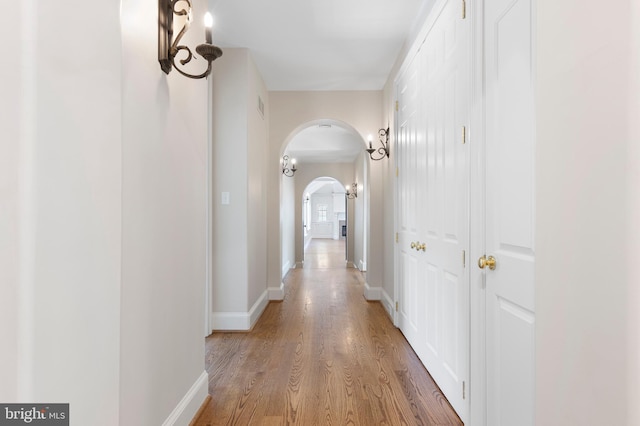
[396,54,423,354]
[396,0,470,421]
[419,0,469,420]
[483,0,536,424]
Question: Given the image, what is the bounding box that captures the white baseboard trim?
[162,370,208,426]
[281,260,291,278]
[364,282,382,301]
[268,282,285,300]
[249,290,269,328]
[212,290,269,331]
[358,260,367,271]
[381,289,395,320]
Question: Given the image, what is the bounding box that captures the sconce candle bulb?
[204,12,213,43]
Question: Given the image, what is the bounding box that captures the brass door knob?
[418,242,426,252]
[411,242,416,249]
[478,255,497,270]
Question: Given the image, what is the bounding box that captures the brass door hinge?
[463,381,466,399]
[462,0,467,19]
[462,126,467,144]
[462,250,466,267]
[395,100,399,111]
[395,301,399,312]
[396,167,399,177]
[396,233,399,243]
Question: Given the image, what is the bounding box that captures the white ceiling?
[208,0,430,162]
[209,0,430,91]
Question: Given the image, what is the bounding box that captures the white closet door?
[396,0,470,421]
[484,0,536,424]
[397,54,424,356]
[419,0,469,420]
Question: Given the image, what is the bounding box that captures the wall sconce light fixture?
[345,183,358,199]
[282,155,297,177]
[366,127,390,161]
[158,0,223,79]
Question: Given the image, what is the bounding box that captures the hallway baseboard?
[381,289,394,320]
[364,282,381,301]
[358,260,367,271]
[211,290,269,331]
[268,283,285,300]
[281,260,291,278]
[161,370,208,426]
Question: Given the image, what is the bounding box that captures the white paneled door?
[397,52,423,357]
[483,0,536,424]
[396,0,470,421]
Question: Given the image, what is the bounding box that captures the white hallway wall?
[2,0,122,421]
[1,0,28,402]
[281,168,296,276]
[211,48,270,329]
[2,0,210,424]
[536,1,640,424]
[211,49,249,317]
[120,0,209,423]
[353,152,366,271]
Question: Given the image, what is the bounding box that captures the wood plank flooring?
[193,239,462,425]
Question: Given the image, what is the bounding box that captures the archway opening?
[279,119,369,275]
[302,177,347,268]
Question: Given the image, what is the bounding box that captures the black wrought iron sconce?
[366,127,390,161]
[158,0,223,79]
[345,183,358,199]
[282,155,297,177]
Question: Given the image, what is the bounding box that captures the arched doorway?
[279,119,369,275]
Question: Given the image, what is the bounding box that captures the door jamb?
[392,83,400,327]
[469,0,486,423]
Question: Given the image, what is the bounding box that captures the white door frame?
[469,0,487,423]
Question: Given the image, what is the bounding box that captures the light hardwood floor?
[193,238,462,425]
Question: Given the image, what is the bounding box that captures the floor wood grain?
[193,239,462,425]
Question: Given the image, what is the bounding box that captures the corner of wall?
[268,283,285,301]
[381,289,395,320]
[212,290,269,331]
[363,282,381,300]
